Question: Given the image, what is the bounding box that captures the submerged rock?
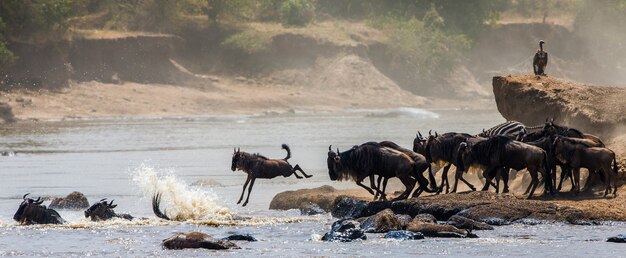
[322,220,367,242]
[162,232,239,250]
[447,215,494,230]
[222,234,257,242]
[607,234,626,243]
[384,230,424,240]
[49,191,89,209]
[300,204,326,216]
[360,209,402,233]
[331,196,368,219]
[407,223,478,238]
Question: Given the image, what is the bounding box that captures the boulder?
[300,204,326,216]
[162,232,240,250]
[360,209,402,233]
[607,234,626,243]
[0,102,15,123]
[222,234,257,242]
[447,215,494,230]
[406,223,478,238]
[411,213,437,224]
[395,214,413,229]
[383,230,424,240]
[270,185,363,212]
[49,191,89,209]
[322,220,367,242]
[331,196,368,219]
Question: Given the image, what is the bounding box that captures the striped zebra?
[478,121,541,140]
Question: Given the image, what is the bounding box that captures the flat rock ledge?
[270,186,614,225]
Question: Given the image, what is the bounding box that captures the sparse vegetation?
[221,30,271,54]
[279,0,315,27]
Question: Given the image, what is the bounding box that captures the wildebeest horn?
[99,198,107,203]
[337,148,340,154]
[435,131,439,137]
[23,193,30,200]
[33,197,43,205]
[233,148,236,154]
[108,200,114,206]
[428,130,432,136]
[237,148,240,153]
[328,145,332,152]
[418,131,423,137]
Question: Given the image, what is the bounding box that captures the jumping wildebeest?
[456,136,553,199]
[13,193,65,225]
[327,142,433,201]
[152,193,170,220]
[84,199,134,221]
[553,137,618,197]
[413,131,479,194]
[231,144,311,206]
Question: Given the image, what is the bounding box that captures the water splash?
[130,163,232,221]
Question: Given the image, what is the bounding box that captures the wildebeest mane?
[426,133,472,165]
[469,135,511,166]
[333,143,382,182]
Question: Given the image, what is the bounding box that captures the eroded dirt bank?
[492,75,626,139]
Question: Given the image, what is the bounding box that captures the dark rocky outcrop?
[162,232,239,250]
[447,215,494,230]
[383,230,424,240]
[49,191,89,209]
[492,75,626,138]
[322,220,367,242]
[607,234,626,243]
[221,234,257,242]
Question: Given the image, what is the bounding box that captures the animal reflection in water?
[231,144,312,206]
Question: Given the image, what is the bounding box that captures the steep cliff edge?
[492,75,626,139]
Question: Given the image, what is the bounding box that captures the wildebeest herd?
[11,119,620,228]
[326,119,619,202]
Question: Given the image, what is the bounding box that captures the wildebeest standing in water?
[327,142,434,201]
[457,136,553,199]
[231,144,312,206]
[13,193,66,225]
[84,199,134,221]
[413,131,479,194]
[553,137,618,197]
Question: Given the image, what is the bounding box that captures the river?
[0,108,622,256]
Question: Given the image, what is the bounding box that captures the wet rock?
[331,196,368,219]
[383,230,424,240]
[300,204,326,216]
[222,234,257,242]
[395,214,413,229]
[607,234,626,243]
[360,209,402,233]
[447,215,494,230]
[162,232,239,250]
[49,191,89,209]
[406,223,477,238]
[270,185,343,212]
[0,102,15,123]
[322,220,367,242]
[411,213,437,224]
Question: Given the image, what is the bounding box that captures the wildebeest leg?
[501,168,510,193]
[452,167,476,193]
[481,167,498,191]
[293,164,312,178]
[556,166,569,192]
[242,178,256,207]
[373,175,383,200]
[237,176,251,205]
[438,164,452,194]
[380,177,389,201]
[392,176,415,201]
[601,167,611,197]
[427,164,438,191]
[358,178,376,196]
[527,169,539,199]
[572,168,581,195]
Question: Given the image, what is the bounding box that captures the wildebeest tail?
[152,193,170,220]
[613,154,619,175]
[414,162,437,193]
[542,151,554,193]
[281,144,291,160]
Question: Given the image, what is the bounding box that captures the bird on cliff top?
[533,40,548,76]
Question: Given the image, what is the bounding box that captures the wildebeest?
[152,193,170,220]
[231,144,311,206]
[13,193,65,225]
[327,142,434,201]
[375,141,435,199]
[553,137,618,197]
[457,136,553,199]
[84,199,134,221]
[413,131,479,194]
